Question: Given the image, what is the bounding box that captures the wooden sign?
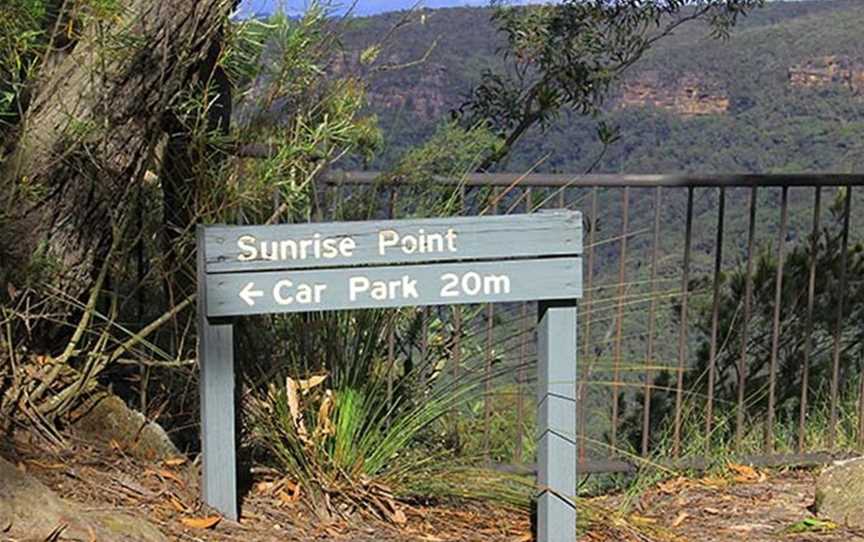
[206,258,581,317]
[197,211,581,542]
[202,213,582,273]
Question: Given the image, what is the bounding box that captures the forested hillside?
[338,0,864,174]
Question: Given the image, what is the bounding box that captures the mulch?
[594,467,864,542]
[5,432,862,541]
[4,433,530,541]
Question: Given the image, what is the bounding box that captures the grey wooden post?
[537,300,577,542]
[197,226,238,520]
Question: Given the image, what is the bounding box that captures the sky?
[236,0,813,18]
[236,0,549,18]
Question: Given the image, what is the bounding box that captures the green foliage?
[377,122,500,218]
[457,0,763,167]
[191,7,382,227]
[455,384,537,464]
[339,1,864,174]
[387,122,500,182]
[784,518,838,534]
[9,239,63,291]
[0,0,46,132]
[245,302,516,517]
[221,16,272,89]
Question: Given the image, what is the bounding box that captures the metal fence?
[324,171,864,473]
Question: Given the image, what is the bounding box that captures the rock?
[619,71,730,117]
[70,393,180,461]
[0,456,166,541]
[815,457,864,528]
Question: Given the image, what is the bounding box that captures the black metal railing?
[325,172,864,472]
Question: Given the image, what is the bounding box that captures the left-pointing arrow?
[239,282,264,306]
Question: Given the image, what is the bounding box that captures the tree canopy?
[457,0,764,168]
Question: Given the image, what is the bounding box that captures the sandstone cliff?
[619,72,730,116]
[789,55,864,94]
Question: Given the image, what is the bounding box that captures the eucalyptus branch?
[372,38,439,74]
[37,293,196,417]
[46,286,119,418]
[26,227,120,407]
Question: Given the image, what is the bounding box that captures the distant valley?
[336,0,864,174]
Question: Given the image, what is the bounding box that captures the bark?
[0,0,235,320]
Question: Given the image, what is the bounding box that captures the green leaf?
[360,45,381,66]
[784,517,837,533]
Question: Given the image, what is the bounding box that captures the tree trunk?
[1,0,235,326]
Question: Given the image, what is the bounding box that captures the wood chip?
[657,476,689,494]
[168,496,188,512]
[180,515,221,529]
[672,511,689,527]
[256,480,276,494]
[147,468,184,486]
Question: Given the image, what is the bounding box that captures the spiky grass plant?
[235,42,508,515]
[245,306,533,521]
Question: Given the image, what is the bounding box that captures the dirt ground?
[2,435,530,542]
[3,435,862,541]
[591,467,864,542]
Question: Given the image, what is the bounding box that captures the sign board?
[206,258,581,316]
[202,213,582,273]
[197,211,581,542]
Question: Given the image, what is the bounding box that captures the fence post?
[483,188,498,461]
[515,188,533,464]
[537,299,577,542]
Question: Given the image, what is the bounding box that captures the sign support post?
[537,300,578,542]
[197,228,238,520]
